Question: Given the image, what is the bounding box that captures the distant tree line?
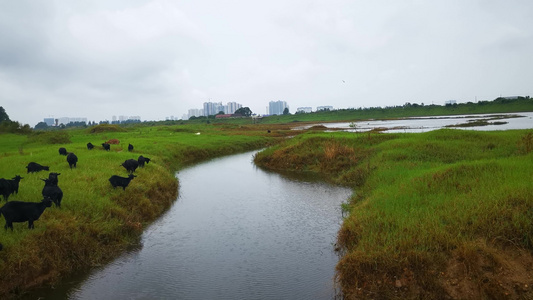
[0,106,31,134]
[322,96,532,114]
[111,119,141,125]
[34,120,103,130]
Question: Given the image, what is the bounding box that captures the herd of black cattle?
[0,142,151,233]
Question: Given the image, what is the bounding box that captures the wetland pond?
[24,151,352,300]
[296,112,533,133]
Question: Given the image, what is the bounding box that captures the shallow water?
[24,151,352,300]
[297,112,533,133]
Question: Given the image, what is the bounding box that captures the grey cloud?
[1,0,532,125]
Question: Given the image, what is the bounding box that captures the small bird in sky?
[342,80,346,83]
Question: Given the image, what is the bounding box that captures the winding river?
[25,151,352,300]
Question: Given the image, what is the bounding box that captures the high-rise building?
[296,107,312,113]
[201,101,243,116]
[225,102,242,114]
[43,118,55,126]
[268,100,288,115]
[317,106,333,111]
[203,101,223,116]
[188,108,203,119]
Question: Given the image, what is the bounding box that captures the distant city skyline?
[36,94,527,126]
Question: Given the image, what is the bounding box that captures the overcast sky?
[1,0,532,126]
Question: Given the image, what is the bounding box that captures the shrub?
[88,124,126,134]
[28,131,71,144]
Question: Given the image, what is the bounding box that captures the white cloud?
[0,0,532,125]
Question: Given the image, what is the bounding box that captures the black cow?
[102,143,110,151]
[109,174,136,191]
[58,147,67,155]
[48,172,61,186]
[67,153,78,169]
[26,162,49,173]
[138,155,151,168]
[128,144,134,152]
[0,197,53,230]
[8,175,23,195]
[41,178,63,208]
[121,159,139,174]
[0,175,24,201]
[0,179,12,202]
[87,142,94,150]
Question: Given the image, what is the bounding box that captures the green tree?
[0,106,10,122]
[283,107,289,115]
[234,107,252,117]
[34,122,49,130]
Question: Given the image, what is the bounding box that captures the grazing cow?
[8,175,23,195]
[59,147,67,156]
[0,197,53,230]
[0,179,12,202]
[41,178,63,208]
[26,162,49,173]
[0,175,24,201]
[128,144,134,152]
[121,159,139,174]
[67,153,78,169]
[87,142,94,150]
[48,172,61,186]
[109,174,136,191]
[138,155,151,168]
[102,143,110,151]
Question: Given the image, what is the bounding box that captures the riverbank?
[0,123,283,298]
[254,129,533,299]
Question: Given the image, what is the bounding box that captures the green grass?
[0,123,274,296]
[254,128,533,299]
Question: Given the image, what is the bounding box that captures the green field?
[254,129,533,299]
[0,123,275,297]
[1,97,532,298]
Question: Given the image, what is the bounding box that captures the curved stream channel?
[25,150,352,299]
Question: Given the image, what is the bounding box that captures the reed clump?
[255,129,533,299]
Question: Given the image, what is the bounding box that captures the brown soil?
[439,245,533,299]
[337,243,533,299]
[106,138,120,144]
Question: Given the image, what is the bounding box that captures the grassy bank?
[0,123,278,297]
[254,129,533,299]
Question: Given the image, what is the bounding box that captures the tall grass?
[255,129,533,299]
[0,123,273,296]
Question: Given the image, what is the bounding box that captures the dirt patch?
[106,138,120,144]
[308,125,328,130]
[440,243,533,299]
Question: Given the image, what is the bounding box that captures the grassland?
[1,99,532,298]
[254,129,533,299]
[0,123,282,297]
